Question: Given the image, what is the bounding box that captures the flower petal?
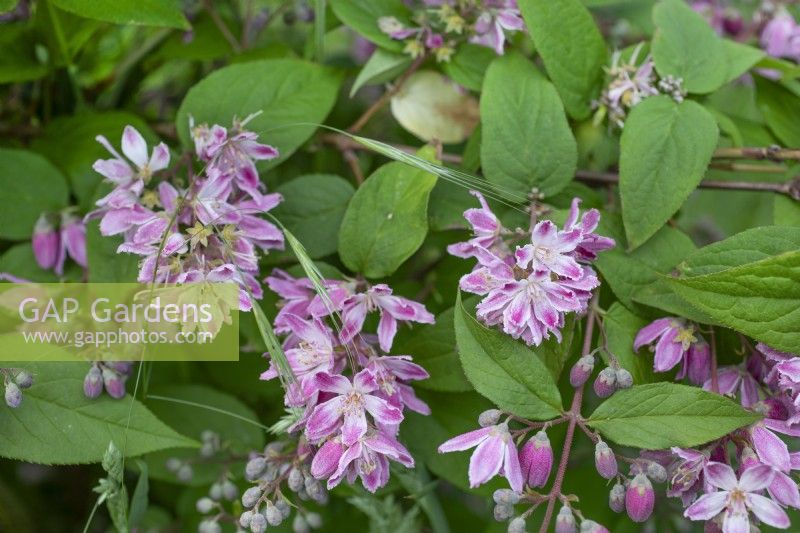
[438,426,492,453]
[684,491,728,520]
[747,493,790,529]
[468,435,504,488]
[121,125,149,168]
[704,462,738,491]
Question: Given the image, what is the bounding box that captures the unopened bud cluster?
[1,368,33,408]
[83,361,132,399]
[166,430,223,483]
[194,471,239,532]
[592,365,632,398]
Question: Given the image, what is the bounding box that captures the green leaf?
[176,59,341,169]
[0,24,48,83]
[0,363,196,464]
[50,0,189,29]
[338,157,437,278]
[480,53,577,198]
[722,40,765,85]
[30,112,159,211]
[393,307,472,393]
[128,461,149,530]
[0,0,18,12]
[651,0,727,94]
[0,148,69,240]
[774,195,800,227]
[144,384,266,486]
[351,49,412,97]
[669,232,800,353]
[0,243,60,282]
[519,0,607,119]
[453,293,562,419]
[587,382,760,448]
[755,76,800,147]
[329,0,411,51]
[86,220,140,283]
[273,174,355,259]
[441,43,496,92]
[619,96,719,249]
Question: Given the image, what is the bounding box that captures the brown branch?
[713,146,800,162]
[348,55,426,134]
[709,162,786,174]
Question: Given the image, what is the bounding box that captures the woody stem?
[539,294,598,533]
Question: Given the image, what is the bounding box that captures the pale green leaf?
[329,0,410,51]
[51,0,189,29]
[442,43,496,92]
[351,48,412,96]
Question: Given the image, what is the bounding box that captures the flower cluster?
[634,317,711,385]
[691,0,745,38]
[378,0,524,62]
[595,46,685,128]
[259,269,434,494]
[760,6,800,63]
[87,115,284,311]
[1,367,33,408]
[32,209,87,276]
[449,192,614,346]
[83,361,133,399]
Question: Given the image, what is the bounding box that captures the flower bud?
[520,430,553,487]
[306,512,322,529]
[102,368,125,399]
[594,441,617,479]
[593,368,617,398]
[494,503,514,521]
[198,519,221,533]
[609,483,625,513]
[646,461,667,483]
[221,479,238,501]
[199,442,215,458]
[246,456,268,480]
[242,486,262,508]
[239,510,253,528]
[288,467,305,491]
[570,355,595,387]
[293,514,310,533]
[4,382,21,408]
[625,473,654,522]
[493,488,521,505]
[249,512,267,533]
[32,214,59,270]
[177,463,193,482]
[196,497,214,513]
[508,517,526,533]
[479,409,503,427]
[275,497,291,519]
[14,370,33,389]
[580,520,609,533]
[209,482,223,500]
[555,506,577,533]
[615,368,633,389]
[83,366,103,399]
[165,457,182,472]
[265,501,283,526]
[60,213,87,269]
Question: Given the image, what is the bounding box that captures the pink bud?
[625,473,654,522]
[739,446,760,472]
[83,365,103,398]
[519,430,552,488]
[569,355,594,387]
[555,506,577,533]
[609,483,625,513]
[102,367,126,399]
[32,214,60,270]
[593,368,617,398]
[61,213,87,269]
[594,441,618,479]
[425,32,444,49]
[579,520,609,533]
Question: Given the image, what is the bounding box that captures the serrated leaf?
[670,241,800,353]
[51,0,189,29]
[652,0,727,94]
[329,0,411,51]
[755,76,800,147]
[351,49,412,96]
[587,382,760,448]
[480,53,577,198]
[0,148,69,240]
[519,0,607,119]
[453,293,562,419]
[0,363,196,464]
[338,157,437,278]
[273,174,354,259]
[176,59,340,169]
[619,96,719,249]
[603,303,658,385]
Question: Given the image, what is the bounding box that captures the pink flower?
[56,213,87,274]
[364,355,430,415]
[93,125,170,187]
[519,430,552,487]
[708,364,760,407]
[685,462,789,532]
[437,423,523,491]
[304,370,403,446]
[515,220,583,280]
[563,198,616,262]
[626,473,655,522]
[32,214,59,270]
[634,318,710,384]
[761,10,800,62]
[338,284,434,352]
[446,190,506,259]
[470,2,525,55]
[668,447,709,506]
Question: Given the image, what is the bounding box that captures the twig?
[713,146,800,162]
[709,162,786,174]
[203,0,243,54]
[538,296,598,533]
[348,55,426,134]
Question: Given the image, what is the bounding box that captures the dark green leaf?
[755,76,800,147]
[128,460,149,529]
[51,0,189,29]
[442,43,496,92]
[453,293,562,419]
[519,0,607,119]
[351,49,412,96]
[481,53,577,198]
[603,303,658,384]
[587,382,760,448]
[619,96,719,249]
[86,220,140,282]
[329,0,411,51]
